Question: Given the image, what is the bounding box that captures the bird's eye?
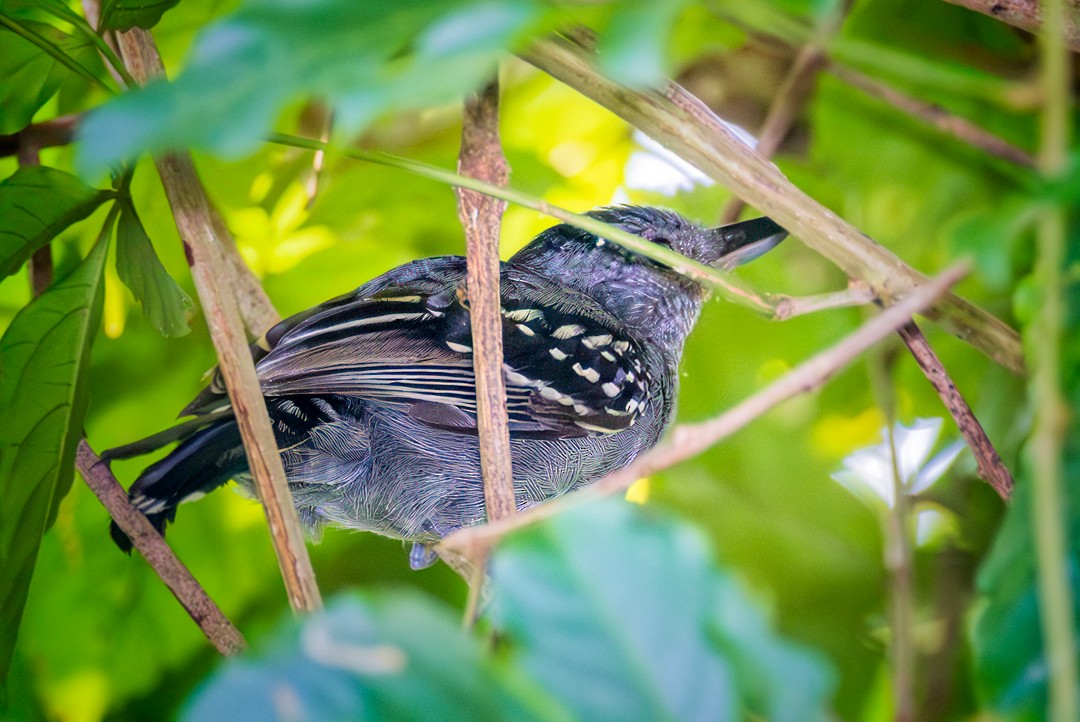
[654,237,673,248]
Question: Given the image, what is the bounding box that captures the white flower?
[620,130,718,196]
[831,418,966,510]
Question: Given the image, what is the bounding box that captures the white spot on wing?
[572,363,601,383]
[504,308,544,323]
[553,324,585,340]
[549,348,568,361]
[602,382,620,398]
[446,341,472,353]
[540,387,563,401]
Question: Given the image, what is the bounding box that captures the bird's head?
[508,205,787,354]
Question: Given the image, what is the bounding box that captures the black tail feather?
[109,419,248,552]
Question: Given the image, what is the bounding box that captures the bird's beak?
[709,216,788,271]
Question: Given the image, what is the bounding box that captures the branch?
[440,263,969,563]
[76,441,246,655]
[113,27,321,612]
[896,322,1014,500]
[829,64,1035,167]
[943,0,1080,53]
[456,80,516,525]
[521,38,1025,375]
[0,114,79,159]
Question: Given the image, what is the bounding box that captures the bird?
[106,205,786,569]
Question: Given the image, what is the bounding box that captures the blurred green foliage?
[0,0,1074,720]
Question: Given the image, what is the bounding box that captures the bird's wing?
[184,257,651,439]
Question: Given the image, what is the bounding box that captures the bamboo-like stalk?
[456,80,516,525]
[113,26,321,613]
[1029,0,1079,718]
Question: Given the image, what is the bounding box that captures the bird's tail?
[109,419,249,552]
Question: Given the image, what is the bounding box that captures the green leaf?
[0,14,104,117]
[115,200,192,336]
[75,0,545,177]
[0,166,112,281]
[99,0,181,31]
[488,500,835,722]
[0,229,109,682]
[0,19,97,134]
[183,591,561,722]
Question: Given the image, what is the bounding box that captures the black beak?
[710,216,788,271]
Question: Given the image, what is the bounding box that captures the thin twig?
[897,322,1014,499]
[270,132,871,320]
[76,441,246,655]
[1029,0,1079,718]
[829,64,1035,167]
[943,0,1080,53]
[440,263,968,563]
[772,282,875,320]
[520,38,1025,375]
[113,26,321,612]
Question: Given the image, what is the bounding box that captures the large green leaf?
[75,0,546,177]
[183,591,561,722]
[115,199,193,336]
[488,500,836,722]
[0,19,99,134]
[0,231,108,682]
[99,0,181,31]
[0,166,112,281]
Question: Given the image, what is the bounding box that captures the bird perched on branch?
[107,206,786,568]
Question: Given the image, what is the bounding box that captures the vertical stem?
[456,80,516,524]
[885,422,916,722]
[870,349,916,722]
[1031,0,1078,717]
[455,78,512,626]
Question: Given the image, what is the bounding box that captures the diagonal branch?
[440,264,969,564]
[521,38,1025,375]
[76,442,246,654]
[828,64,1035,167]
[897,322,1014,500]
[112,26,321,612]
